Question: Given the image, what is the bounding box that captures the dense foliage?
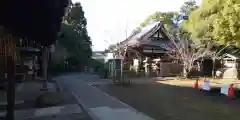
[183,0,240,46]
[59,3,92,64]
[138,0,198,41]
[139,12,178,30]
[180,0,198,15]
[52,2,92,73]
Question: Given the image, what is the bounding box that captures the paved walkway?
[57,74,154,120]
[14,104,83,120]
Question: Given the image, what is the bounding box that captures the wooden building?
[113,21,172,58]
[108,21,182,77]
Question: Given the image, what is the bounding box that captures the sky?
[72,0,201,51]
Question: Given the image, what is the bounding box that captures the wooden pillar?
[41,47,49,89]
[32,56,38,81]
[6,56,15,120]
[0,30,17,120]
[42,47,48,80]
[48,47,52,80]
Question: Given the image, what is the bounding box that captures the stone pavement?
[0,79,89,120]
[57,73,155,120]
[0,81,57,106]
[14,104,83,120]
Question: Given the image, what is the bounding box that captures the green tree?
[139,1,198,41]
[178,0,199,43]
[58,2,92,68]
[139,12,178,30]
[180,0,198,15]
[213,0,240,46]
[184,0,240,46]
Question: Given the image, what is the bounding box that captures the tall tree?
[180,0,198,15]
[213,0,240,46]
[58,2,92,67]
[139,1,198,28]
[139,12,179,30]
[139,1,199,42]
[178,0,199,42]
[162,28,213,78]
[184,0,240,46]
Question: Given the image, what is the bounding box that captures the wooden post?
[4,34,16,120]
[47,47,52,81]
[120,59,123,84]
[6,56,15,120]
[0,27,16,120]
[41,47,49,90]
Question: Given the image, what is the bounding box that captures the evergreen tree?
[184,0,240,46]
[57,2,92,68]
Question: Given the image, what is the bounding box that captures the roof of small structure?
[117,21,171,48]
[92,51,106,59]
[222,53,240,59]
[0,0,69,46]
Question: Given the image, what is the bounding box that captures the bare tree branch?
[162,27,213,77]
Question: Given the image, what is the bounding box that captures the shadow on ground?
[0,80,93,120]
[13,81,77,109]
[95,82,240,120]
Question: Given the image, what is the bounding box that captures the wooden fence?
[159,62,183,77]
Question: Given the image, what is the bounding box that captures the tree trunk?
[212,59,215,78]
[182,62,189,78]
[183,68,188,78]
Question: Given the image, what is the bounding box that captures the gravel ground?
[96,83,240,120]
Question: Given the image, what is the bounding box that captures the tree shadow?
[96,82,240,120]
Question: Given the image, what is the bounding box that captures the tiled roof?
[119,21,171,48]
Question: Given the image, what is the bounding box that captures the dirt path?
[96,83,240,120]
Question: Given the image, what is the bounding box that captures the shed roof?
[0,0,69,46]
[222,53,240,59]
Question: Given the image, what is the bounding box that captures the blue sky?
[72,0,201,51]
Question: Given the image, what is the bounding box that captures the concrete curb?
[55,79,99,120]
[89,83,138,112]
[53,79,63,92]
[71,92,100,120]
